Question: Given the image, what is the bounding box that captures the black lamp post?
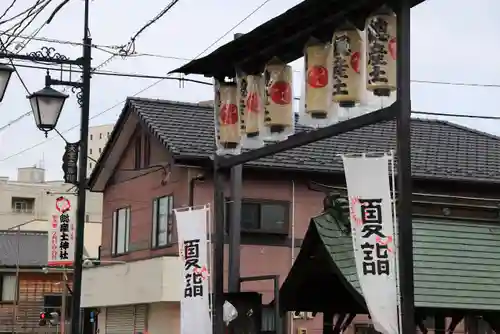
[27,86,68,135]
[0,63,14,102]
[0,1,92,334]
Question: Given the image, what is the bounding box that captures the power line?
[0,0,274,163]
[0,0,46,26]
[0,39,30,94]
[10,60,212,84]
[0,0,18,22]
[97,0,182,73]
[0,30,122,50]
[3,0,51,47]
[0,110,31,131]
[412,111,500,120]
[121,0,181,55]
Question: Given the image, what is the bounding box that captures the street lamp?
[0,63,14,102]
[27,86,68,135]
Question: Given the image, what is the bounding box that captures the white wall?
[0,169,103,257]
[81,257,183,307]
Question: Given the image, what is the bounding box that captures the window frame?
[111,207,131,256]
[11,197,35,214]
[151,195,174,249]
[0,274,17,303]
[225,198,290,235]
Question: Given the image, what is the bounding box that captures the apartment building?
[82,97,500,334]
[88,124,114,176]
[0,166,102,257]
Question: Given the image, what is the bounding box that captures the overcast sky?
[0,0,498,180]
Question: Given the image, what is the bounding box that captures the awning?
[279,210,500,314]
[170,0,426,78]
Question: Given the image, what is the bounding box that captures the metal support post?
[71,0,92,333]
[396,0,415,332]
[213,158,226,334]
[228,32,244,293]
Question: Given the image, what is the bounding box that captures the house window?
[98,147,102,154]
[112,207,130,255]
[0,275,16,302]
[89,148,92,155]
[99,133,102,139]
[11,197,35,214]
[144,135,151,167]
[152,196,173,248]
[226,199,289,234]
[89,163,93,169]
[107,132,110,138]
[134,137,142,169]
[90,134,93,140]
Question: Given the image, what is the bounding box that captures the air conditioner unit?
[298,328,307,334]
[305,312,315,319]
[292,311,305,319]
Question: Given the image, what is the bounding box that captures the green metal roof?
[313,214,500,311]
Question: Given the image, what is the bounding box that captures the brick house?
[83,97,500,334]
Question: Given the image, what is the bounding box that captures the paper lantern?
[244,74,265,138]
[236,74,248,136]
[305,40,332,119]
[264,58,294,136]
[365,8,397,97]
[215,81,240,150]
[332,27,363,107]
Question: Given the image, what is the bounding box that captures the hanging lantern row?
[215,58,295,155]
[214,7,398,155]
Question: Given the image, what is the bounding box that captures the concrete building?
[88,124,114,176]
[83,98,500,334]
[0,166,102,258]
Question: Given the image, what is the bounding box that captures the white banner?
[342,154,399,334]
[174,206,212,334]
[47,196,75,266]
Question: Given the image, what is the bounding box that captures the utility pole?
[71,0,92,332]
[0,0,92,333]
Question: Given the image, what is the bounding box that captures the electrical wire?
[120,0,181,56]
[0,0,18,22]
[0,111,31,132]
[4,0,53,48]
[95,0,182,73]
[0,0,46,26]
[0,30,123,50]
[45,0,70,25]
[10,61,212,84]
[5,0,498,163]
[2,0,47,36]
[0,39,30,94]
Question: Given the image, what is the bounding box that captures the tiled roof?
[0,231,47,267]
[127,97,500,183]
